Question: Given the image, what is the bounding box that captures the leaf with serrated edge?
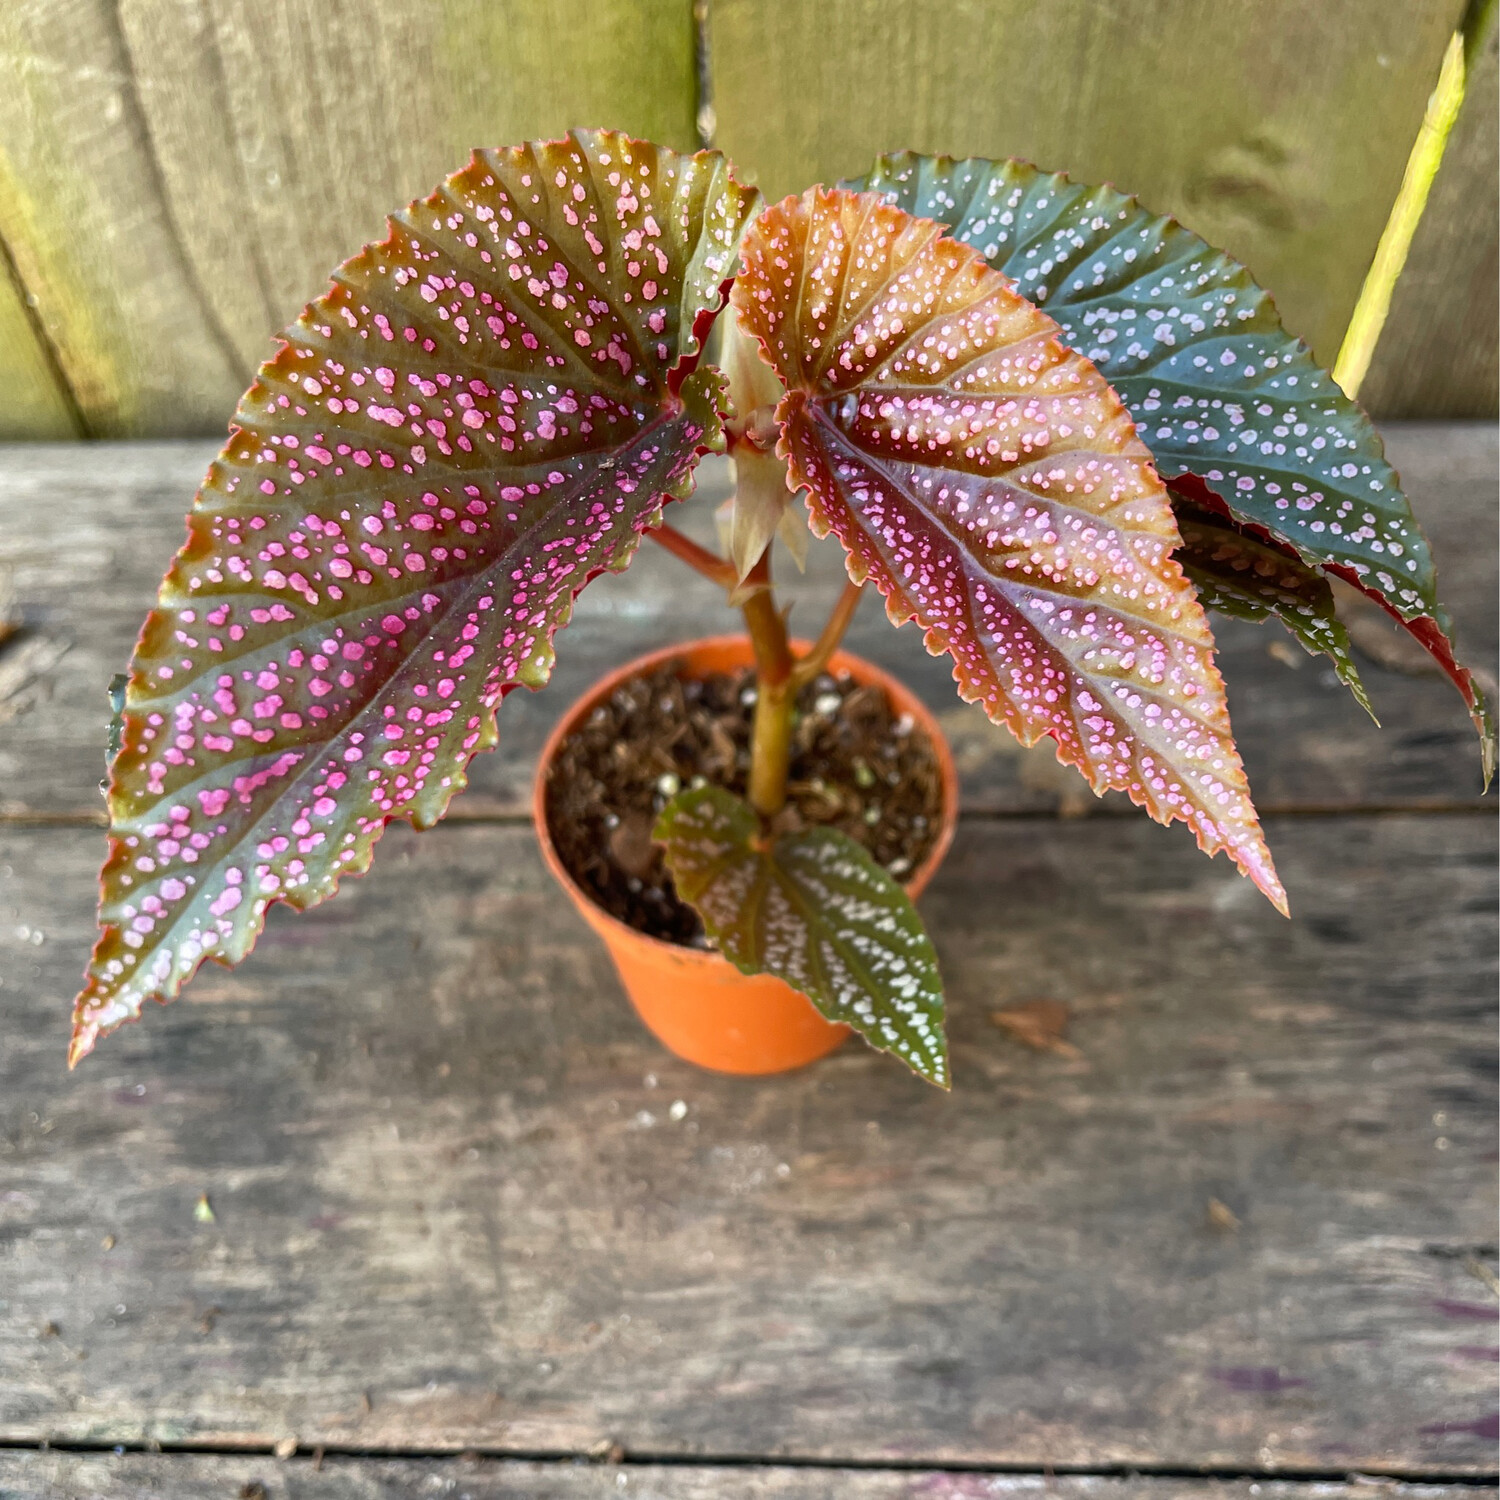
[1170,487,1375,723]
[71,131,757,1064]
[852,153,1492,776]
[733,188,1286,912]
[656,785,947,1086]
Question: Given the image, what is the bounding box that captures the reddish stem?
[647,523,737,588]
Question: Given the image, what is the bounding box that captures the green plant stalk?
[740,551,796,820]
[1333,23,1473,397]
[650,525,865,823]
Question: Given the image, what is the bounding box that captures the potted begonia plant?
[70,131,1492,1088]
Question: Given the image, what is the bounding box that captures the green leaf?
[734,187,1286,913]
[851,153,1493,774]
[1170,487,1375,723]
[71,131,757,1064]
[655,785,948,1087]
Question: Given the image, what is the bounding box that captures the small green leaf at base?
[655,785,948,1087]
[1170,489,1376,724]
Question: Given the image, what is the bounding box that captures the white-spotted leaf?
[656,785,948,1086]
[852,152,1492,775]
[72,131,757,1063]
[733,188,1286,913]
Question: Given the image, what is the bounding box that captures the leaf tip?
[1472,686,1497,791]
[67,1017,96,1069]
[1249,856,1290,919]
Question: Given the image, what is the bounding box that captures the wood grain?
[0,428,1492,823]
[0,1454,1491,1498]
[708,0,1466,372]
[0,0,248,436]
[0,0,697,438]
[0,0,1493,433]
[0,245,80,442]
[0,813,1494,1467]
[1364,21,1500,419]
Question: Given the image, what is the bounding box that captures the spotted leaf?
[1170,486,1375,723]
[71,131,757,1064]
[852,153,1492,777]
[655,785,947,1086]
[733,188,1285,912]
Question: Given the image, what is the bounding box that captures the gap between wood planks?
[0,1438,1495,1486]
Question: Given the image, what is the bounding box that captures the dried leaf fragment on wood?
[991,999,1080,1057]
[1206,1197,1242,1232]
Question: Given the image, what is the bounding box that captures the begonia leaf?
[1169,487,1375,722]
[71,131,756,1063]
[852,153,1493,779]
[655,784,947,1086]
[733,187,1285,912]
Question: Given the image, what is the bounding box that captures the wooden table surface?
[0,428,1495,1499]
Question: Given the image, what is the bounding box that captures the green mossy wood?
[655,785,948,1086]
[852,153,1493,773]
[71,132,757,1063]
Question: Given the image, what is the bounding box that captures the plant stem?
[650,518,864,824]
[789,580,863,690]
[647,523,738,588]
[740,552,796,820]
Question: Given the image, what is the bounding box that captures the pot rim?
[532,633,959,964]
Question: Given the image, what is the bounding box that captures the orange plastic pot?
[534,635,958,1076]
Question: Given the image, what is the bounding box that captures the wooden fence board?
[1364,21,1500,419]
[0,0,249,436]
[0,1453,1490,1497]
[0,0,1493,433]
[114,0,699,371]
[0,429,1493,823]
[0,257,79,441]
[0,0,697,438]
[707,0,1466,372]
[0,814,1494,1465]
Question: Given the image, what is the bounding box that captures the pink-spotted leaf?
[71,131,757,1064]
[1169,487,1375,723]
[852,153,1492,777]
[655,785,947,1086]
[734,188,1285,912]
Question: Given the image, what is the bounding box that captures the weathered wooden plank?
[708,0,1466,371]
[0,1454,1488,1499]
[114,0,699,371]
[0,427,1493,822]
[1,814,1494,1466]
[0,0,249,437]
[0,0,696,438]
[0,248,79,442]
[1364,21,1499,419]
